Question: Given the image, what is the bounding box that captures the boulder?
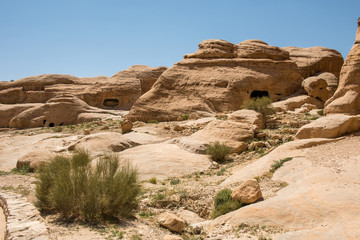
[121,120,133,134]
[127,39,303,122]
[68,132,136,156]
[158,212,186,233]
[295,114,360,139]
[231,179,263,204]
[325,18,360,115]
[272,95,323,112]
[7,95,122,128]
[282,46,344,79]
[0,65,167,110]
[0,103,41,128]
[302,75,331,102]
[16,150,54,171]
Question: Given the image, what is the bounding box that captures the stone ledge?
[0,191,50,240]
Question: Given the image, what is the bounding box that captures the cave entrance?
[48,123,55,127]
[103,99,119,108]
[250,90,269,99]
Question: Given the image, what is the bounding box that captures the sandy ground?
[0,207,5,240]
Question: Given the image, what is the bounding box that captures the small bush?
[270,157,293,173]
[241,96,275,117]
[212,189,242,219]
[170,178,180,185]
[35,150,140,222]
[206,141,232,163]
[149,177,157,184]
[52,126,63,132]
[180,114,189,121]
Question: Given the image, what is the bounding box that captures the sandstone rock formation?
[0,65,167,110]
[325,18,360,115]
[121,120,133,134]
[6,94,123,128]
[283,46,343,79]
[295,114,360,139]
[302,72,338,102]
[157,212,186,233]
[231,179,263,204]
[272,95,323,112]
[127,40,304,122]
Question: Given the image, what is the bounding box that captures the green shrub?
[149,177,157,184]
[180,114,189,121]
[206,141,232,163]
[241,96,275,117]
[35,150,140,222]
[270,157,293,173]
[212,189,242,219]
[170,178,180,185]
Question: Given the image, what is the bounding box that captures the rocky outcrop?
[158,212,186,233]
[283,46,344,79]
[295,114,360,139]
[302,72,338,102]
[272,95,323,112]
[231,179,263,204]
[5,94,124,128]
[128,40,304,122]
[0,65,167,110]
[325,18,360,115]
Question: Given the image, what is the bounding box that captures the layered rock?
[4,94,123,128]
[325,18,360,115]
[0,65,167,110]
[128,40,304,122]
[283,46,344,79]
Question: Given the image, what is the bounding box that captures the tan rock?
[231,179,263,204]
[163,235,183,240]
[0,65,167,110]
[68,132,135,156]
[282,46,344,79]
[272,95,323,112]
[158,212,186,233]
[16,150,54,171]
[0,103,41,128]
[121,120,133,134]
[127,39,303,122]
[7,94,122,129]
[248,141,266,151]
[325,18,360,115]
[295,114,360,139]
[173,125,183,131]
[229,142,248,154]
[302,76,330,102]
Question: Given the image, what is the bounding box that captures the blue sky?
[0,0,359,81]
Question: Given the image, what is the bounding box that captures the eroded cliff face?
[128,40,304,122]
[325,18,360,115]
[0,65,167,110]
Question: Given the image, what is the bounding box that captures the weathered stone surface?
[272,95,323,112]
[119,143,211,180]
[16,150,54,171]
[283,46,344,79]
[128,39,303,122]
[7,94,123,128]
[0,191,50,239]
[163,235,183,240]
[295,114,360,139]
[0,65,167,110]
[0,103,41,128]
[325,18,360,115]
[169,137,209,154]
[121,120,133,134]
[302,74,334,102]
[231,179,263,204]
[158,212,186,233]
[68,132,136,156]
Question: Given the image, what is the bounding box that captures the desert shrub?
[212,189,242,219]
[270,157,293,173]
[180,114,189,120]
[206,141,232,163]
[149,177,157,184]
[241,96,275,117]
[170,178,180,185]
[35,150,140,222]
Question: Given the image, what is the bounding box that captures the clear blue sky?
[0,0,359,81]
